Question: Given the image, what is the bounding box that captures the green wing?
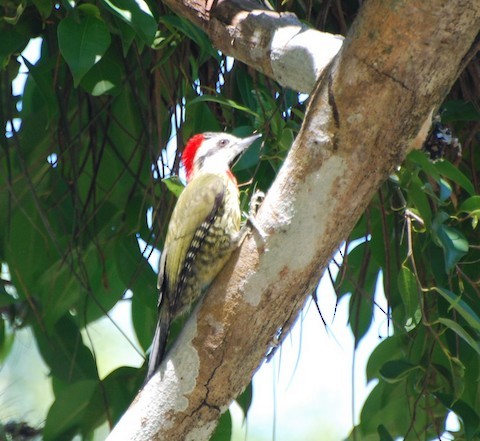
[158,173,226,297]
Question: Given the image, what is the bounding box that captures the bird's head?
[181,132,261,182]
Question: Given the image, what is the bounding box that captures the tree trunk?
[107,1,480,439]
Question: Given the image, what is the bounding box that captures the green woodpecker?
[146,132,262,381]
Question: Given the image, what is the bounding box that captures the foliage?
[1,0,480,440]
[0,0,300,439]
[338,107,480,439]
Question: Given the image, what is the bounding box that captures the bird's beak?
[239,133,262,149]
[232,133,262,166]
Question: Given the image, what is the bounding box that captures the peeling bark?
[161,0,343,92]
[107,1,480,440]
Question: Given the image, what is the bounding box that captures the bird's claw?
[242,191,267,244]
[248,190,265,217]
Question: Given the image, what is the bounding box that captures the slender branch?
[161,0,344,92]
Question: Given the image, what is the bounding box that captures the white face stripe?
[192,134,243,177]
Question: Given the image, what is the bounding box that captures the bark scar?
[206,0,218,14]
[328,72,340,151]
[360,58,413,93]
[328,72,340,130]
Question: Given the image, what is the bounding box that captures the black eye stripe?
[194,137,233,167]
[196,142,227,163]
[195,155,205,169]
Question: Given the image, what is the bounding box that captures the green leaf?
[407,150,441,180]
[43,380,97,441]
[232,126,262,171]
[100,0,157,45]
[0,320,14,363]
[78,242,127,324]
[379,359,420,383]
[435,160,475,196]
[7,201,53,294]
[80,47,123,96]
[21,56,59,125]
[1,0,26,24]
[210,410,232,441]
[279,127,295,152]
[162,176,185,198]
[397,267,421,329]
[438,318,480,355]
[114,15,137,56]
[436,393,480,441]
[408,175,432,228]
[431,213,469,272]
[458,195,480,217]
[100,367,143,425]
[349,286,375,347]
[437,177,452,202]
[32,0,52,18]
[0,28,20,66]
[184,101,222,136]
[335,240,370,299]
[79,367,143,433]
[338,242,379,346]
[114,235,157,310]
[366,335,403,382]
[159,15,218,60]
[472,215,479,229]
[377,424,394,441]
[0,290,14,308]
[131,289,157,351]
[188,95,260,117]
[34,316,97,383]
[37,258,85,329]
[57,13,111,86]
[359,381,441,438]
[235,382,253,419]
[442,100,480,122]
[235,67,257,111]
[434,287,480,333]
[439,225,469,271]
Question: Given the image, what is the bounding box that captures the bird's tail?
[145,306,170,384]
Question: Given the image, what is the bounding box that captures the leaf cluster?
[2,1,480,440]
[338,103,480,440]
[0,0,304,439]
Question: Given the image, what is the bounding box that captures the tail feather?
[145,306,170,384]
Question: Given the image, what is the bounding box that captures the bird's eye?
[219,139,228,147]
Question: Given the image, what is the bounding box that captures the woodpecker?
[146,132,262,381]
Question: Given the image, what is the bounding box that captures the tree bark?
[107,1,480,440]
[162,0,344,92]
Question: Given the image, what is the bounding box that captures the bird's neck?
[226,169,237,185]
[189,167,237,185]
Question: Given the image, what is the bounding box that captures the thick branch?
[108,1,480,440]
[161,0,343,92]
